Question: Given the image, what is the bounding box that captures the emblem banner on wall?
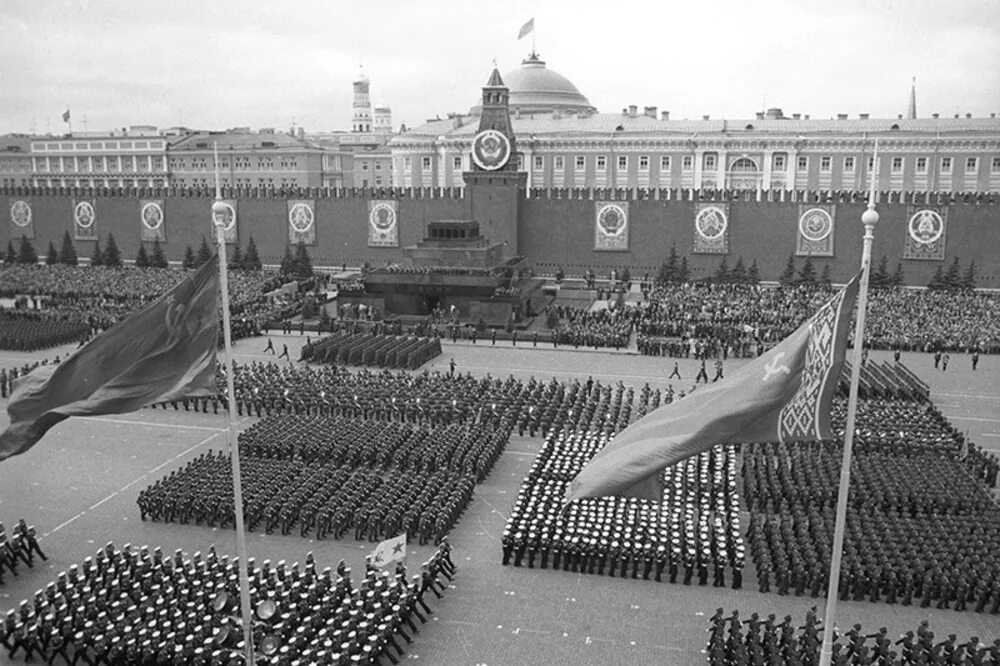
[140,200,166,242]
[594,201,629,251]
[368,200,399,247]
[796,205,836,256]
[209,199,238,244]
[73,199,98,240]
[903,207,947,261]
[288,200,316,245]
[692,203,730,254]
[9,199,34,240]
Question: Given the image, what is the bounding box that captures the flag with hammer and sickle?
[566,273,860,503]
[0,256,220,461]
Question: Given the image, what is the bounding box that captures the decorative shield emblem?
[10,201,31,227]
[597,204,626,237]
[798,208,833,242]
[594,201,629,251]
[213,203,237,232]
[370,202,395,231]
[695,206,728,240]
[289,202,314,232]
[74,201,96,229]
[140,199,166,242]
[908,210,944,245]
[471,129,511,171]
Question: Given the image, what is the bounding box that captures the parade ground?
[1,336,998,665]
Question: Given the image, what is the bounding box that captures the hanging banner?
[140,199,166,242]
[594,201,629,251]
[73,199,98,241]
[288,199,316,245]
[209,199,238,244]
[692,203,729,254]
[796,205,835,256]
[8,199,34,240]
[368,200,399,247]
[903,207,947,261]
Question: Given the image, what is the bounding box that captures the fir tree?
[243,236,262,271]
[960,260,977,291]
[293,241,314,279]
[17,236,38,264]
[779,255,797,286]
[730,256,746,284]
[658,245,679,284]
[678,256,690,283]
[103,233,123,267]
[46,240,58,265]
[927,264,944,290]
[135,244,149,268]
[820,263,831,286]
[91,241,104,266]
[182,245,196,270]
[5,241,17,264]
[150,238,168,268]
[890,262,905,287]
[196,236,213,267]
[280,245,295,276]
[870,254,890,288]
[228,243,243,270]
[747,259,760,284]
[943,256,961,290]
[714,256,730,283]
[59,230,78,266]
[797,255,816,285]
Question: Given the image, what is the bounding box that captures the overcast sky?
[2,0,998,135]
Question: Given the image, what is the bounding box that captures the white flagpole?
[818,139,879,666]
[212,142,257,665]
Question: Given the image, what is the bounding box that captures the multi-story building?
[0,135,33,188]
[167,128,343,189]
[391,53,1000,193]
[29,127,171,189]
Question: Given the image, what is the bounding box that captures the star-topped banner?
[370,533,407,568]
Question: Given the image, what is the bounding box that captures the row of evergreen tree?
[4,234,316,280]
[655,244,979,290]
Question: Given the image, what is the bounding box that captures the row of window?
[167,157,303,171]
[33,155,165,173]
[33,141,165,152]
[400,153,1000,177]
[32,178,166,188]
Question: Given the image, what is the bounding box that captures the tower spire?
[907,77,917,120]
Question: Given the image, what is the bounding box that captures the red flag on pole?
[566,274,861,503]
[0,257,220,461]
[517,18,534,40]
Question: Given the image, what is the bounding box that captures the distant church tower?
[373,102,392,133]
[352,67,373,133]
[463,66,526,256]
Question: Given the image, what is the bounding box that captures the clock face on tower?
[471,129,511,171]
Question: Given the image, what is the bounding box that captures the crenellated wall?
[3,185,998,286]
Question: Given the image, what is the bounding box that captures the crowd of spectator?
[0,264,301,347]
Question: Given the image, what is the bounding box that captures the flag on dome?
[62,109,70,123]
[0,256,220,461]
[371,534,407,567]
[517,17,534,40]
[565,273,861,503]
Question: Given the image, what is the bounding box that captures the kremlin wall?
[4,55,999,287]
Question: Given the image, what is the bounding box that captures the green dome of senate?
[472,53,596,115]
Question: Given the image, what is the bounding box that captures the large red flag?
[565,274,861,503]
[0,257,220,461]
